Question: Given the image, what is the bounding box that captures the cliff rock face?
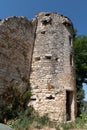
[0,12,76,122]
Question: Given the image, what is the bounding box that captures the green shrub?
[61,122,69,130]
[80,112,87,122]
[75,116,87,129]
[0,81,31,123]
[8,107,56,130]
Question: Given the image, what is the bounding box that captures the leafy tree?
[74,36,87,115]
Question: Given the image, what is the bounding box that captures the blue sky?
[0,0,87,35]
[0,0,87,100]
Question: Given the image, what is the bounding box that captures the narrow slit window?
[69,36,72,46]
[70,54,73,66]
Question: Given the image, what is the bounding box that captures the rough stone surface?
[0,12,76,122]
[0,16,37,94]
[30,12,76,122]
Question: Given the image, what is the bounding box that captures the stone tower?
[30,12,76,122]
[0,12,76,122]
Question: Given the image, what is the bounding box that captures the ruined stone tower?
[30,12,76,122]
[0,12,76,122]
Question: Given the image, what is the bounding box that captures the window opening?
[69,36,72,46]
[70,54,73,66]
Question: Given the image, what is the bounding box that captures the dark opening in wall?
[31,98,36,101]
[46,95,55,100]
[62,21,71,27]
[30,96,36,101]
[41,16,52,25]
[42,20,49,25]
[69,36,72,46]
[45,13,51,16]
[66,91,73,121]
[35,56,40,61]
[55,57,58,61]
[70,54,73,66]
[41,30,46,34]
[45,55,52,60]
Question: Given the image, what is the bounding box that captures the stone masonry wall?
[0,16,36,94]
[30,12,76,122]
[0,12,76,122]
